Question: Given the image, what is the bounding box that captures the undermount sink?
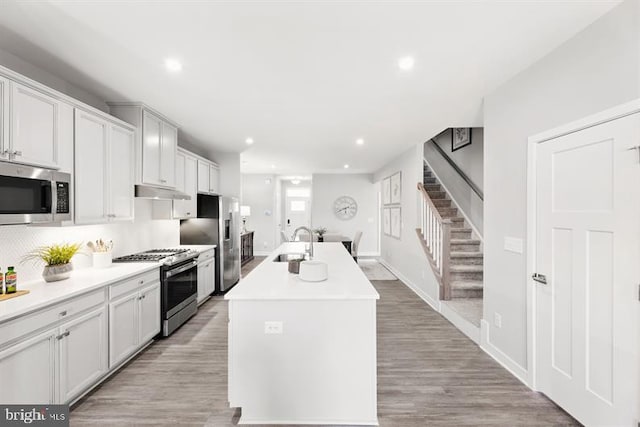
[273,253,308,262]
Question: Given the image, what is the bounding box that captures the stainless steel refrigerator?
[179,195,241,293]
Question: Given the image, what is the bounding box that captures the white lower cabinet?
[109,280,161,368]
[0,328,57,404]
[109,292,139,369]
[197,250,216,303]
[58,306,108,403]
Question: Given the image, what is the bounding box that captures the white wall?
[0,200,178,283]
[373,144,441,307]
[426,128,484,235]
[241,174,277,255]
[311,174,379,255]
[483,0,640,377]
[0,47,108,112]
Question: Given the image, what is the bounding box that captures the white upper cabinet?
[142,110,162,186]
[75,109,108,224]
[108,124,135,221]
[197,159,210,193]
[160,121,177,187]
[173,150,197,219]
[109,103,178,189]
[75,108,135,225]
[0,77,8,162]
[197,158,220,195]
[209,164,219,194]
[8,82,68,169]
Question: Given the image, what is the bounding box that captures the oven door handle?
[165,260,197,278]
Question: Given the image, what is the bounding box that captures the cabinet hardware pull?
[139,280,144,284]
[13,150,22,156]
[60,310,67,317]
[57,331,70,340]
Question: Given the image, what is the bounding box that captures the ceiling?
[0,1,619,174]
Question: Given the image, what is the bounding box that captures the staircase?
[417,163,484,301]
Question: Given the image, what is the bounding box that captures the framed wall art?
[382,177,391,205]
[390,207,401,239]
[383,207,391,235]
[390,171,402,204]
[451,127,472,151]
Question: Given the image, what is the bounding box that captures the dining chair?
[352,231,363,262]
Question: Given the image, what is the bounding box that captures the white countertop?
[0,263,160,324]
[225,242,379,301]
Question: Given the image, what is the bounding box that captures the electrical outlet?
[494,313,502,328]
[264,321,283,334]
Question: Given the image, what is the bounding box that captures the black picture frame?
[451,128,472,152]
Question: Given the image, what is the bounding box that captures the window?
[290,201,306,212]
[286,188,311,198]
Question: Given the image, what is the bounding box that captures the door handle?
[532,273,547,285]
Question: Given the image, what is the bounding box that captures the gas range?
[113,248,199,267]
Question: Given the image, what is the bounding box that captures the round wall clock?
[334,196,358,220]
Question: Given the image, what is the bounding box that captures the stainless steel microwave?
[0,162,71,225]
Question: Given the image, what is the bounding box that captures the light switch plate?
[504,237,524,254]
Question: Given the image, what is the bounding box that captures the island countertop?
[225,242,379,301]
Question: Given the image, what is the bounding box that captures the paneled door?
[108,124,135,221]
[535,113,640,426]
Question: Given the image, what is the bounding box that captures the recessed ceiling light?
[291,179,301,185]
[343,164,350,169]
[398,56,415,71]
[356,138,364,146]
[164,58,183,73]
[271,164,276,169]
[245,138,254,145]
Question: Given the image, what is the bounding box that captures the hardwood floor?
[70,276,578,426]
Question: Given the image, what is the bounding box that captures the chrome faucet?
[293,226,314,259]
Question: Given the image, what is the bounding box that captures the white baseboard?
[480,319,530,387]
[378,259,440,312]
[440,302,480,344]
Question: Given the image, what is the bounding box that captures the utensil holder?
[93,251,112,269]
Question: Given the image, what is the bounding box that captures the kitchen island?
[226,242,379,425]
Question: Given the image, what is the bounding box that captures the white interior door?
[535,113,640,426]
[284,185,311,239]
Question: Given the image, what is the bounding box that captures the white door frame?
[526,98,640,390]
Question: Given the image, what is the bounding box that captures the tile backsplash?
[0,199,179,283]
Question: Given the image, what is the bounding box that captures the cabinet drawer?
[0,289,106,349]
[109,269,159,301]
[198,249,215,262]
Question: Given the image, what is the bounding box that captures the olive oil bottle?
[5,266,17,294]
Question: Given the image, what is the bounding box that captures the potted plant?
[22,243,83,282]
[314,227,328,242]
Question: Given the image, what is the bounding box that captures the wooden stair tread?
[450,280,483,290]
[450,238,481,244]
[450,264,483,273]
[450,251,483,258]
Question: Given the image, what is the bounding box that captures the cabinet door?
[197,159,210,193]
[206,260,216,295]
[197,262,207,303]
[9,82,60,169]
[142,110,162,186]
[0,77,9,161]
[109,124,135,221]
[209,165,219,194]
[160,121,177,188]
[109,292,139,369]
[184,155,198,218]
[172,151,187,218]
[0,329,56,404]
[139,282,161,344]
[74,109,108,225]
[58,306,108,403]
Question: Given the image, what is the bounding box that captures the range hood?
[134,185,191,200]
